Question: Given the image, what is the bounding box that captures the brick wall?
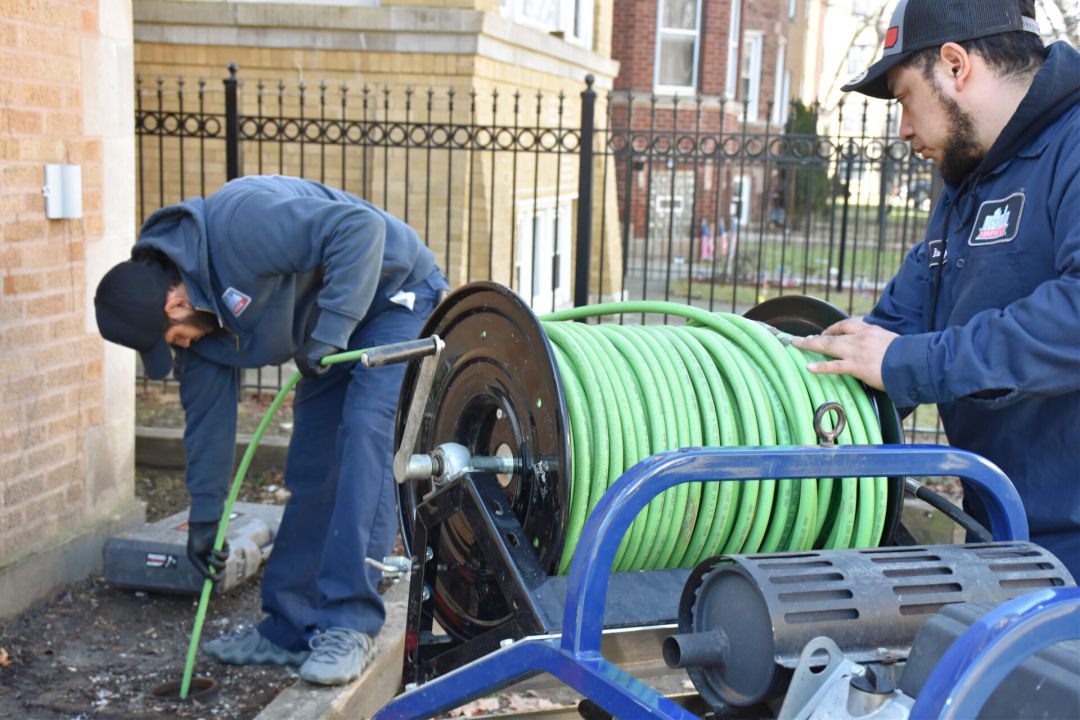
[611,0,735,97]
[0,0,136,571]
[611,0,798,124]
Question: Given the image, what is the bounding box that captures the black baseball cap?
[843,0,1041,99]
[94,259,174,380]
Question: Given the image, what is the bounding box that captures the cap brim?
[141,338,174,380]
[841,53,907,100]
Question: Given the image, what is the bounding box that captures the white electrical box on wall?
[43,164,83,220]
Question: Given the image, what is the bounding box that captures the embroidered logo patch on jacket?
[968,192,1025,246]
[222,286,252,317]
[928,239,947,268]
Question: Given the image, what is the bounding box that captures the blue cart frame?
[375,444,1038,720]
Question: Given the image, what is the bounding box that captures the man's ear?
[939,42,972,90]
[163,285,193,319]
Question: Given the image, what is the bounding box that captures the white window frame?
[771,40,786,126]
[514,196,575,314]
[741,31,764,121]
[654,195,685,215]
[653,0,703,93]
[732,175,753,227]
[781,69,791,127]
[501,0,594,49]
[724,0,742,99]
[789,0,797,19]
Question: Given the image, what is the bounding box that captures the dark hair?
[130,246,182,287]
[902,31,1046,83]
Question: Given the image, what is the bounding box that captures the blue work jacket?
[867,42,1080,573]
[135,175,437,521]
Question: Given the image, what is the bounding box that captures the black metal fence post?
[224,63,241,181]
[573,74,596,307]
[837,153,853,292]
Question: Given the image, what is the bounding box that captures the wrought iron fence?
[135,66,944,441]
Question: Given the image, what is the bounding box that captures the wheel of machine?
[743,295,905,545]
[395,282,572,640]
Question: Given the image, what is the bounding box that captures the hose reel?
[395,282,905,643]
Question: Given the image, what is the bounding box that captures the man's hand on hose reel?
[187,520,230,583]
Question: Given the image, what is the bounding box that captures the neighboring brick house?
[0,0,142,619]
[609,0,824,279]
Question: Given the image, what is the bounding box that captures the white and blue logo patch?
[222,286,252,317]
[969,192,1025,246]
[927,239,947,268]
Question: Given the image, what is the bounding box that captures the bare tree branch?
[820,1,893,113]
[1035,0,1079,47]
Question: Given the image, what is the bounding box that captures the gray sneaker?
[298,628,374,685]
[203,626,310,667]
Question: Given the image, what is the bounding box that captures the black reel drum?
[394,283,571,640]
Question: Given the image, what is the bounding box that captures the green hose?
[542,301,889,574]
[179,346,372,699]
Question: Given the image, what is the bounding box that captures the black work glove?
[187,520,229,583]
[294,338,341,379]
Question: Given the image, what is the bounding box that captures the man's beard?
[933,81,984,184]
[173,307,220,335]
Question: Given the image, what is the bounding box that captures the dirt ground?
[0,391,296,720]
[0,387,967,720]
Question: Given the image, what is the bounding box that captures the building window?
[515,198,574,314]
[847,44,874,78]
[724,0,742,99]
[654,0,702,92]
[789,0,797,18]
[502,0,594,48]
[741,31,764,120]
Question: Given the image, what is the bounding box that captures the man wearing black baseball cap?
[95,175,448,685]
[95,251,219,380]
[794,0,1080,576]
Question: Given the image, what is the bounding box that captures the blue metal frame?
[376,444,1028,720]
[910,586,1080,720]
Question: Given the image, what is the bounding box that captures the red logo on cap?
[885,26,899,49]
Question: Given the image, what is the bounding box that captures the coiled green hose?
[542,301,886,575]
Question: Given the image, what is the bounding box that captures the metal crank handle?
[393,336,446,483]
[361,336,442,368]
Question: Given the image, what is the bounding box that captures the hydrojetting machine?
[369,283,1080,719]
